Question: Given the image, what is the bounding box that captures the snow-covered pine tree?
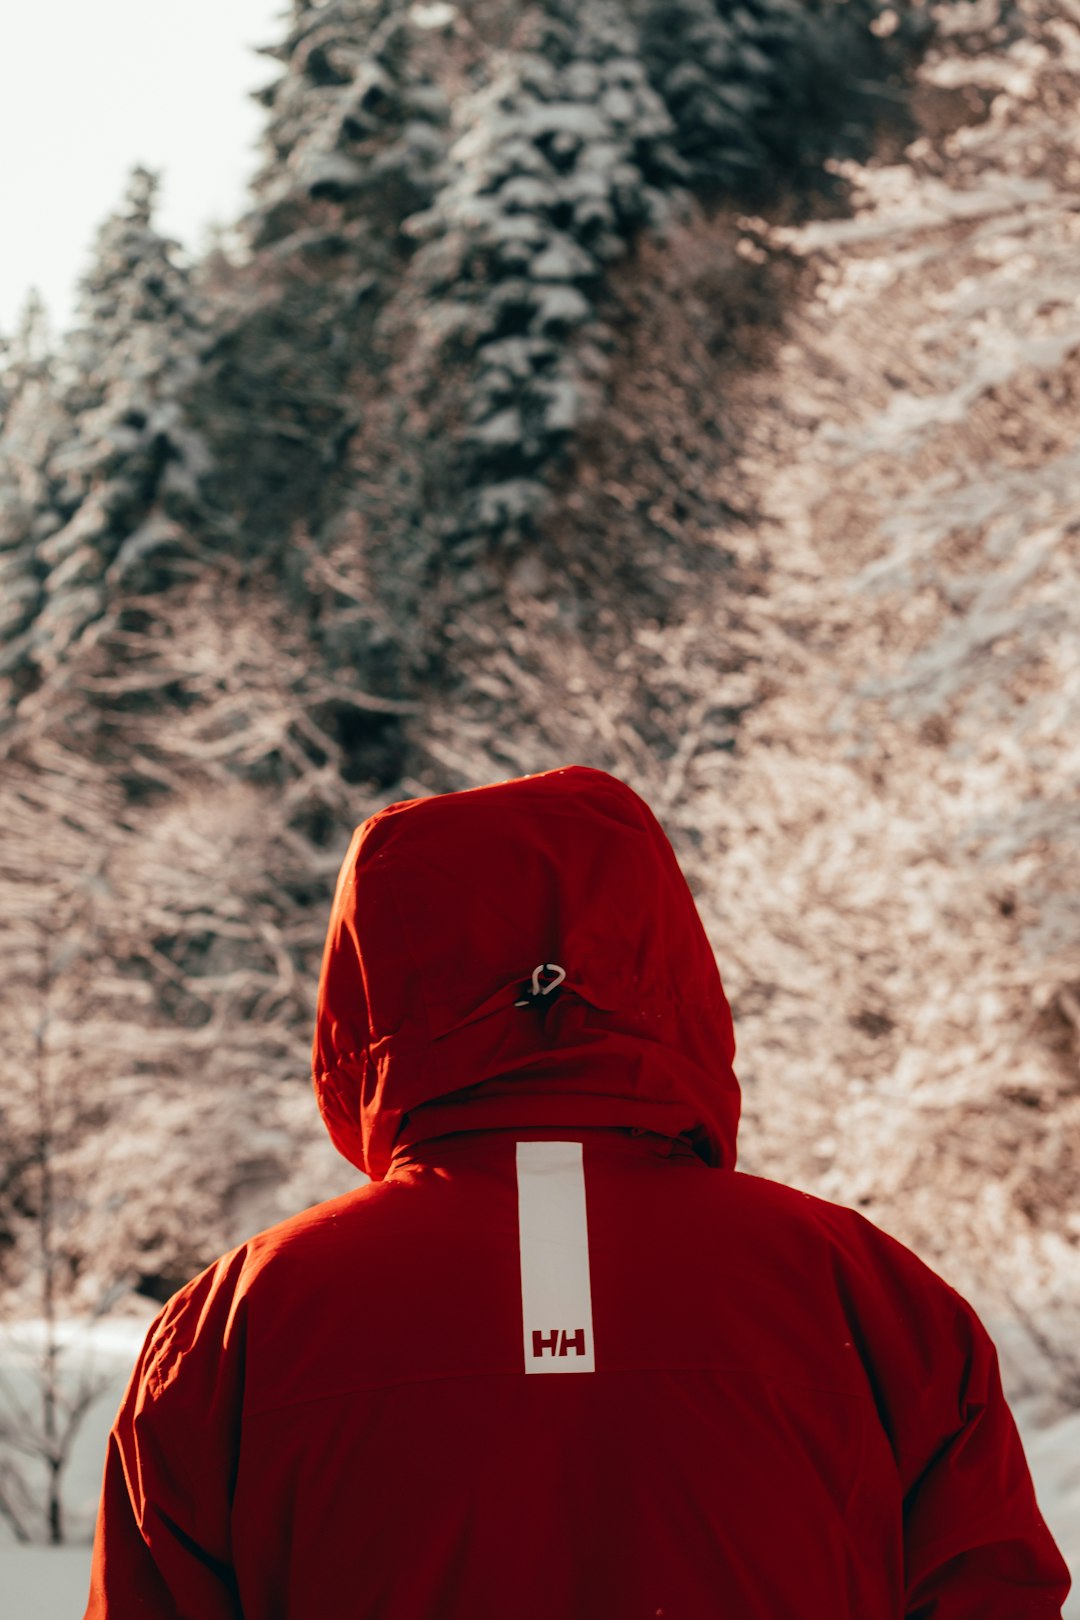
[269,0,932,668]
[194,0,450,611]
[0,294,70,711]
[632,0,930,206]
[190,0,930,685]
[0,169,379,1310]
[8,168,213,719]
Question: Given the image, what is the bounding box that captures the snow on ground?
[1018,1400,1080,1613]
[0,1315,153,1548]
[0,1316,151,1617]
[1,1545,95,1618]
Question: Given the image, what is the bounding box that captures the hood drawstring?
[515,963,566,1008]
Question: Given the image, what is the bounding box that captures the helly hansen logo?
[517,1142,596,1374]
[532,1328,587,1358]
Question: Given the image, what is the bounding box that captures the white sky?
[0,0,289,340]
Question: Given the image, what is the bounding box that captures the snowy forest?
[1,0,1078,1582]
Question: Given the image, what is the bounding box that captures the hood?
[312,765,740,1180]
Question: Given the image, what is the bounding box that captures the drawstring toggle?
[514,963,566,1007]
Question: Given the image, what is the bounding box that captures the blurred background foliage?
[1,0,1078,1411]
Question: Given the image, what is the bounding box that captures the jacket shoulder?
[146,1183,386,1346]
[731,1169,960,1289]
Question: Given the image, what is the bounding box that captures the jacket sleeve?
[830,1209,1071,1619]
[83,1251,249,1619]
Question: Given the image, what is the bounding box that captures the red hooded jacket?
[85,765,1070,1618]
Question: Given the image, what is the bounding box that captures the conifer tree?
[285,0,930,661]
[0,293,68,708]
[15,168,212,703]
[0,178,399,1298]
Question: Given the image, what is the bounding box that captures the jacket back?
[85,767,1070,1618]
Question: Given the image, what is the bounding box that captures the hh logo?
[532,1328,587,1358]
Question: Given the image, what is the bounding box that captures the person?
[84,764,1070,1618]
